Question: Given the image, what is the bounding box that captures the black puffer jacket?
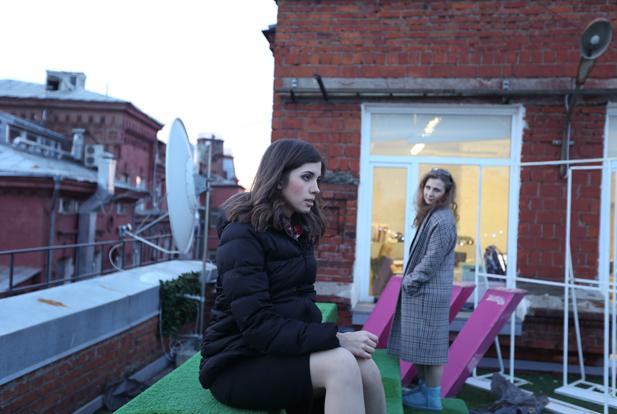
[199,221,339,388]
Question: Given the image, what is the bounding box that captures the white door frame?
[353,103,524,305]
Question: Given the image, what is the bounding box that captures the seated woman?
[199,139,386,414]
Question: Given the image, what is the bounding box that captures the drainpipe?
[76,154,116,279]
[45,176,61,287]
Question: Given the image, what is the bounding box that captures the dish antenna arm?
[119,224,180,255]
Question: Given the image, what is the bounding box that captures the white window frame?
[599,103,617,292]
[353,103,524,305]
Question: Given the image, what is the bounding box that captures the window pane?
[480,167,509,275]
[370,167,406,297]
[371,113,511,158]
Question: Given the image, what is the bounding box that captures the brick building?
[0,71,243,293]
[265,0,617,347]
[0,71,166,291]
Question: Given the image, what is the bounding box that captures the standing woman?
[387,168,457,412]
[199,139,386,414]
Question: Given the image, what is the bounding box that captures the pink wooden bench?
[440,287,526,397]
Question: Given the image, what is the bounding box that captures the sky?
[0,0,279,188]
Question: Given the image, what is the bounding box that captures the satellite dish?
[580,18,613,60]
[165,118,198,255]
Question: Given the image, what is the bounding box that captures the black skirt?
[209,353,318,413]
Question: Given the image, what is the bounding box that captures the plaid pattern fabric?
[387,207,457,365]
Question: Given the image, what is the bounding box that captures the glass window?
[370,167,406,297]
[416,164,509,282]
[370,113,511,158]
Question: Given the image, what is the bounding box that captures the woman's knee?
[329,348,361,378]
[310,348,361,387]
[357,358,383,388]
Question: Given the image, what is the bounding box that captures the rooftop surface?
[0,79,125,103]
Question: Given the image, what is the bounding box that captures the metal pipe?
[199,143,213,336]
[313,74,329,101]
[45,176,61,287]
[560,90,579,178]
[9,254,14,290]
[133,212,169,235]
[563,167,573,387]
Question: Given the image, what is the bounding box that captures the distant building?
[0,70,164,208]
[266,0,617,308]
[0,71,165,293]
[0,111,147,293]
[0,71,244,292]
[195,135,244,260]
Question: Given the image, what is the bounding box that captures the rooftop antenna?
[118,119,200,255]
[116,118,213,338]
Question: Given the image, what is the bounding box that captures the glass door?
[364,163,511,300]
[369,166,407,297]
[415,164,510,283]
[358,104,521,303]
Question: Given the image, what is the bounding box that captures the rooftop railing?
[0,233,201,297]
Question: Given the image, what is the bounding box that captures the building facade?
[266,1,617,330]
[0,71,244,293]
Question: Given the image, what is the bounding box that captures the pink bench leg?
[363,276,402,348]
[400,282,475,384]
[440,287,527,397]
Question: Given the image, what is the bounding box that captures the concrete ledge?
[0,260,201,385]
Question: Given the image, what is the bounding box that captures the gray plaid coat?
[387,206,457,365]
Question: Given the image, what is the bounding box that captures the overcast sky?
[1,0,278,188]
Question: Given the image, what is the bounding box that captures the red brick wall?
[485,309,606,367]
[272,0,616,288]
[272,103,361,174]
[0,103,161,196]
[318,182,358,284]
[274,0,617,80]
[518,105,605,280]
[0,317,164,414]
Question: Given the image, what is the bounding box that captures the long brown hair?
[414,168,458,227]
[221,139,327,244]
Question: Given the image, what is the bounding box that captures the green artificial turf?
[447,370,612,413]
[315,302,337,323]
[114,353,280,414]
[404,397,469,414]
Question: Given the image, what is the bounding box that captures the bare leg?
[415,364,426,383]
[310,348,365,414]
[425,365,444,388]
[357,358,386,414]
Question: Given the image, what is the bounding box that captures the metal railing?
[0,233,200,297]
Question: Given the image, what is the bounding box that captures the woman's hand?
[336,330,378,359]
[402,277,421,296]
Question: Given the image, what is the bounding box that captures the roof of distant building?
[0,143,97,182]
[0,79,125,103]
[0,143,142,193]
[0,111,67,143]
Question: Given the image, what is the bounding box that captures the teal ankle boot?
[403,385,442,411]
[402,380,426,397]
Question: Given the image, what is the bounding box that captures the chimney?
[46,70,86,92]
[97,154,116,194]
[70,128,85,160]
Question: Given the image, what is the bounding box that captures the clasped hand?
[336,330,378,359]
